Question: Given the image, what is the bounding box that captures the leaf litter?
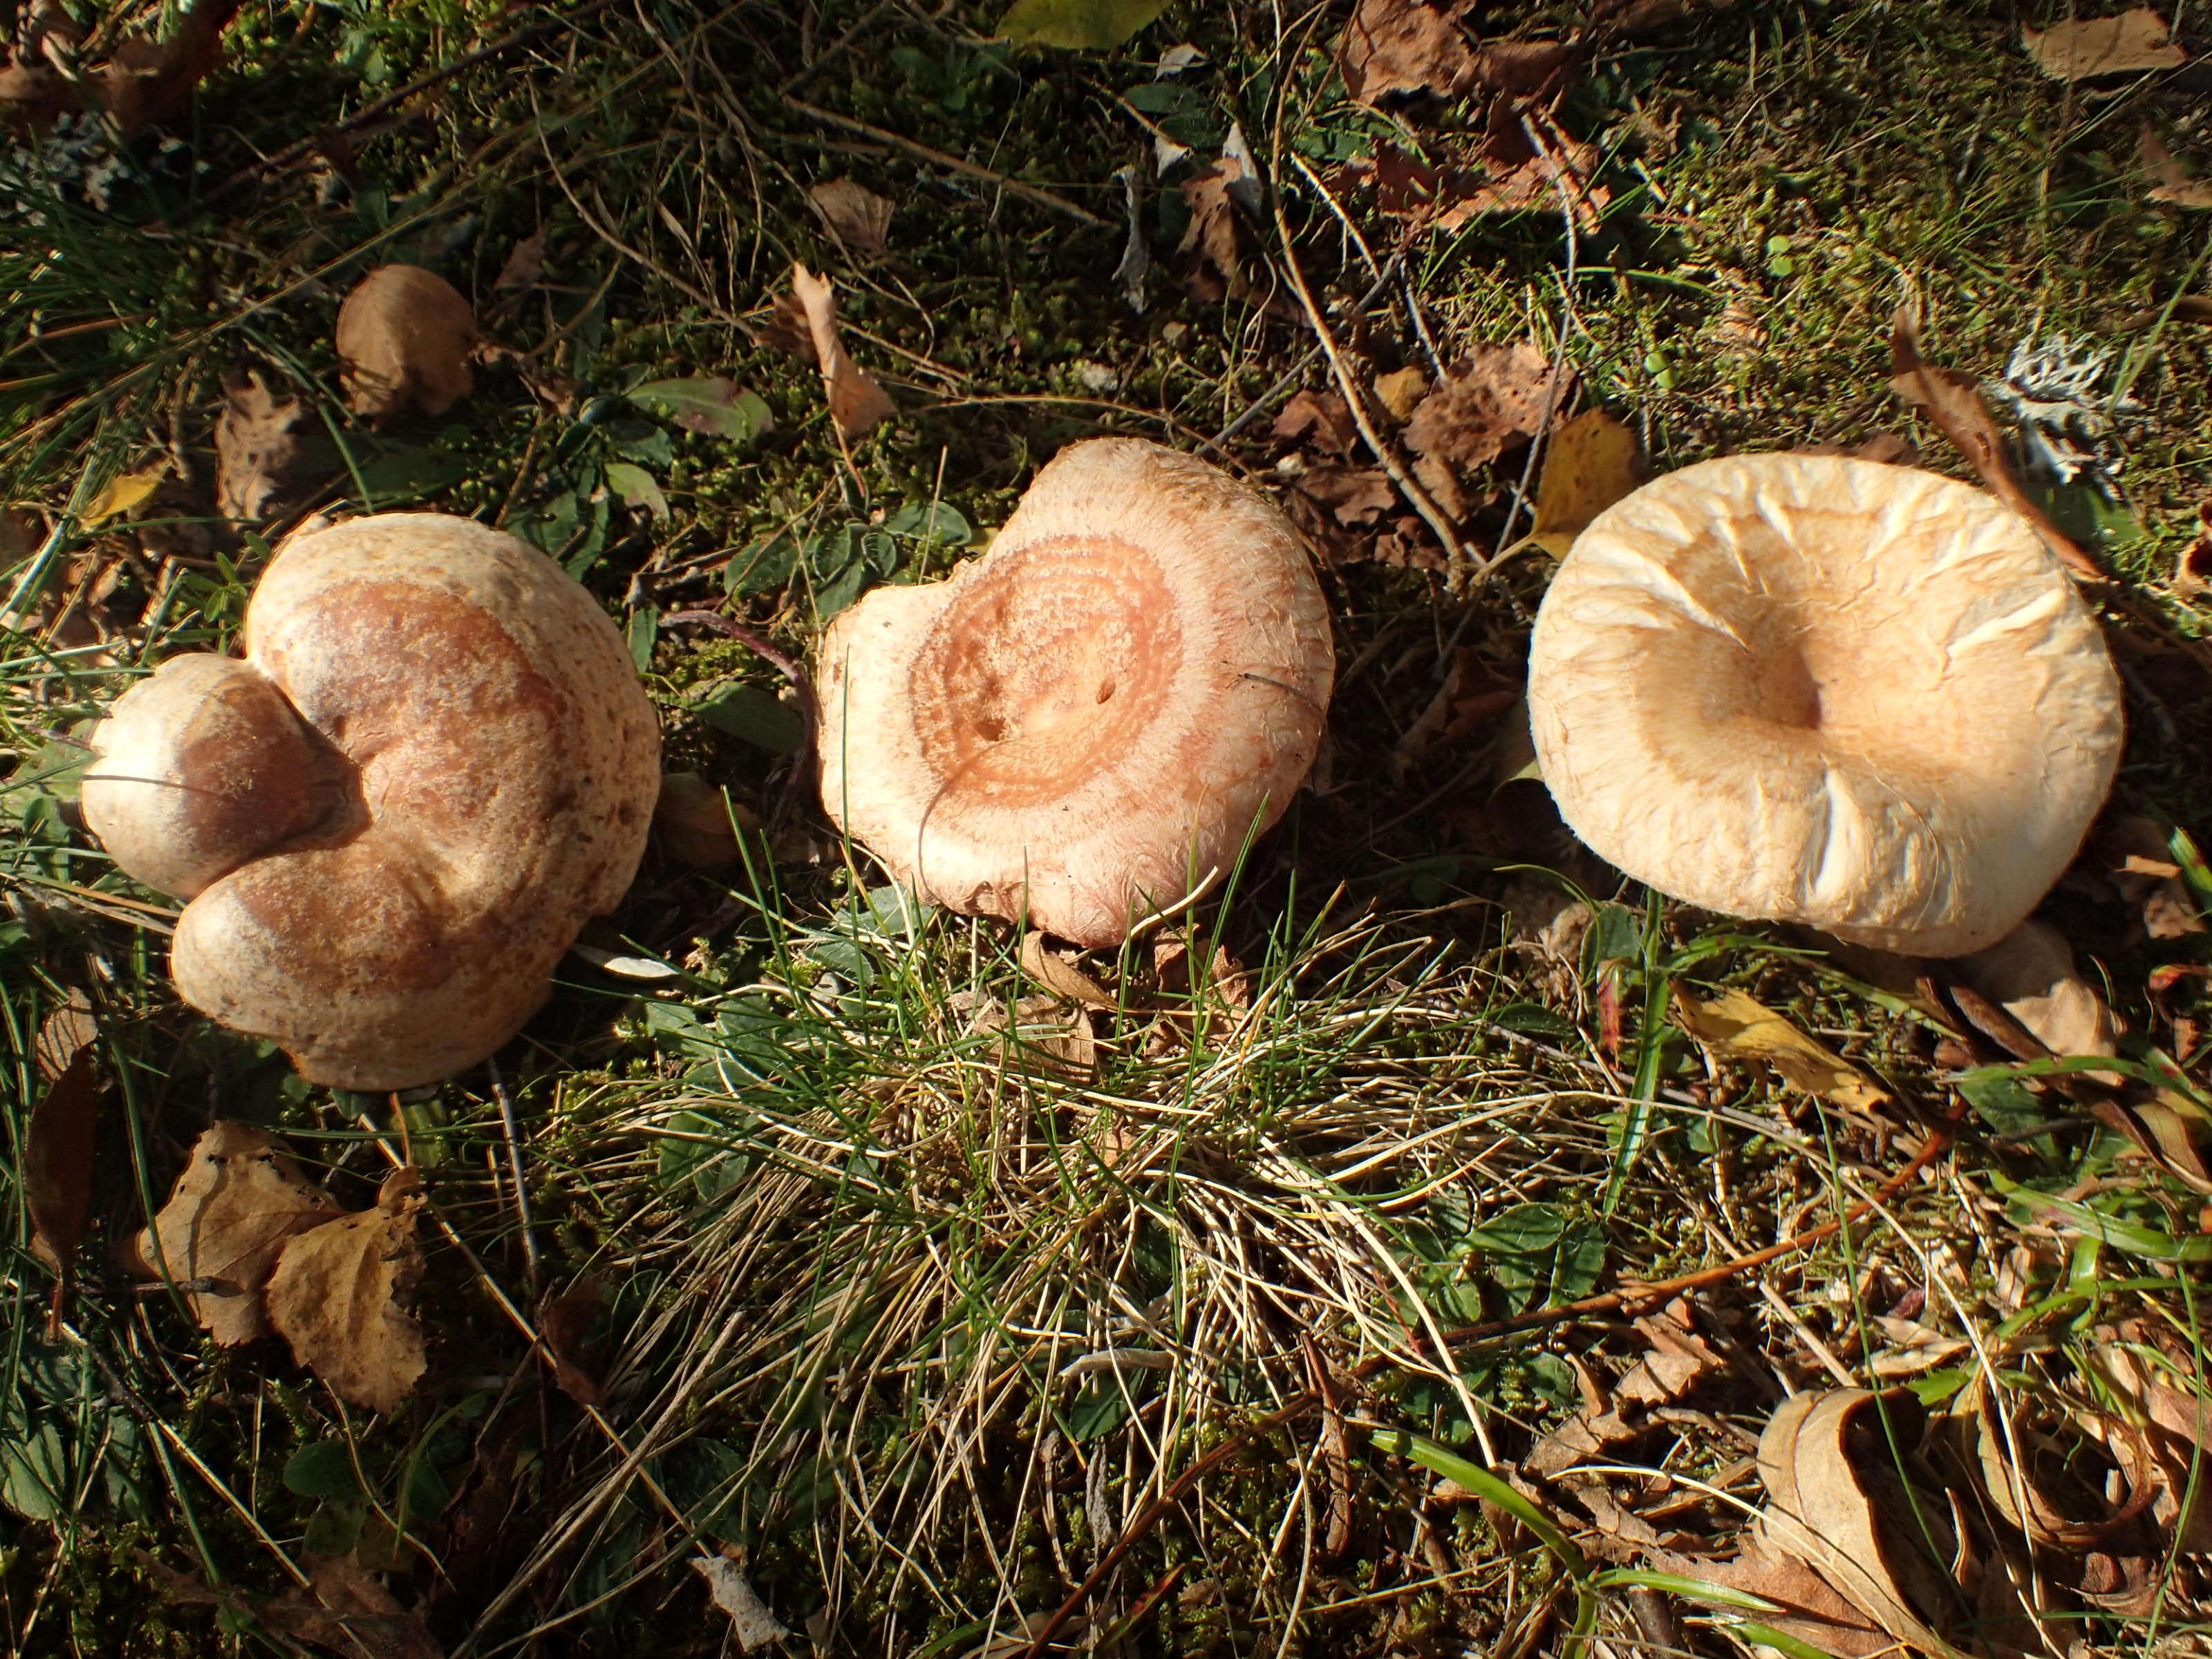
[789,263,895,440]
[26,994,100,1277]
[265,1167,429,1415]
[2023,8,2187,81]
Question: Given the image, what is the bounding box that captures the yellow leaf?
[82,468,164,525]
[1530,410,1642,556]
[1672,987,1890,1113]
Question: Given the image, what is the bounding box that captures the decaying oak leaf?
[133,1121,342,1345]
[265,1167,428,1413]
[807,178,894,255]
[1614,1300,1727,1408]
[1889,308,2104,581]
[1403,341,1561,519]
[1527,408,1644,555]
[1755,1389,1965,1658]
[2083,1346,2212,1553]
[1295,465,1398,529]
[2099,816,2209,941]
[1337,0,1476,104]
[1955,919,2119,1065]
[2024,8,2186,80]
[693,1556,793,1653]
[1645,1533,1896,1659]
[965,993,1097,1078]
[2,0,244,135]
[494,229,548,292]
[1178,152,1264,303]
[789,263,894,440]
[335,265,476,425]
[28,996,101,1274]
[1672,988,1891,1115]
[1374,366,1428,422]
[215,368,322,523]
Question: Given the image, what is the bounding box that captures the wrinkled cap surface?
[82,514,660,1089]
[1527,453,2123,957]
[816,438,1335,947]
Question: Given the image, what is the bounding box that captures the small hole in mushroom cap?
[1095,679,1116,704]
[972,714,1007,743]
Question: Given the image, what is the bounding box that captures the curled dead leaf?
[2083,1346,2212,1554]
[2024,8,2186,80]
[336,265,476,425]
[1672,987,1891,1115]
[1020,931,1116,1009]
[536,1275,606,1407]
[28,996,100,1275]
[133,1121,342,1345]
[1954,919,2120,1067]
[1403,341,1562,520]
[807,178,894,255]
[265,1166,428,1413]
[789,263,894,440]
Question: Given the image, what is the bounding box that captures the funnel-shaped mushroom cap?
[816,438,1334,947]
[81,514,660,1089]
[1527,453,2122,957]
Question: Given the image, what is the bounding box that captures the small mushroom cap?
[817,437,1334,948]
[335,264,475,423]
[82,514,660,1089]
[1527,453,2124,957]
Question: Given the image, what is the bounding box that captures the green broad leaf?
[807,524,860,579]
[815,558,868,620]
[1956,1071,2050,1138]
[881,500,973,547]
[1065,1380,1132,1441]
[626,608,657,675]
[860,527,899,575]
[1489,1001,1578,1039]
[303,1499,366,1557]
[725,533,801,596]
[0,1419,67,1521]
[607,420,675,469]
[693,684,807,753]
[630,377,774,442]
[1991,1174,2212,1262]
[283,1441,363,1499]
[352,442,469,509]
[995,0,1166,49]
[606,461,669,521]
[1369,1431,1589,1580]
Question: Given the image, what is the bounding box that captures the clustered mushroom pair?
[82,437,2121,1091]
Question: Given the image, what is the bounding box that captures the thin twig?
[1016,1103,1967,1659]
[487,1056,544,1296]
[782,93,1111,228]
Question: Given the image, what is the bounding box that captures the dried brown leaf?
[28,998,100,1274]
[1020,931,1116,1009]
[1273,389,1361,457]
[493,230,547,292]
[216,368,319,523]
[1672,988,1891,1115]
[99,0,243,136]
[2177,500,2211,601]
[2024,8,2186,79]
[1338,0,1475,104]
[1404,341,1560,518]
[265,1167,428,1413]
[1955,919,2120,1064]
[1295,465,1398,529]
[1373,366,1428,422]
[265,1555,444,1659]
[1177,156,1259,301]
[807,178,894,255]
[2141,127,2212,208]
[1754,1389,1964,1658]
[1888,308,2105,581]
[2101,816,2208,940]
[1615,1300,1727,1408]
[789,263,894,440]
[693,1557,793,1652]
[1647,1534,1897,1659]
[536,1275,605,1407]
[335,265,476,425]
[2083,1347,2212,1553]
[133,1121,341,1345]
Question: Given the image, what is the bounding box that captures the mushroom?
[1526,453,2124,957]
[816,437,1334,948]
[81,513,661,1089]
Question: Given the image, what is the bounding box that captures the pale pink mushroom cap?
[1527,453,2123,957]
[816,438,1335,947]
